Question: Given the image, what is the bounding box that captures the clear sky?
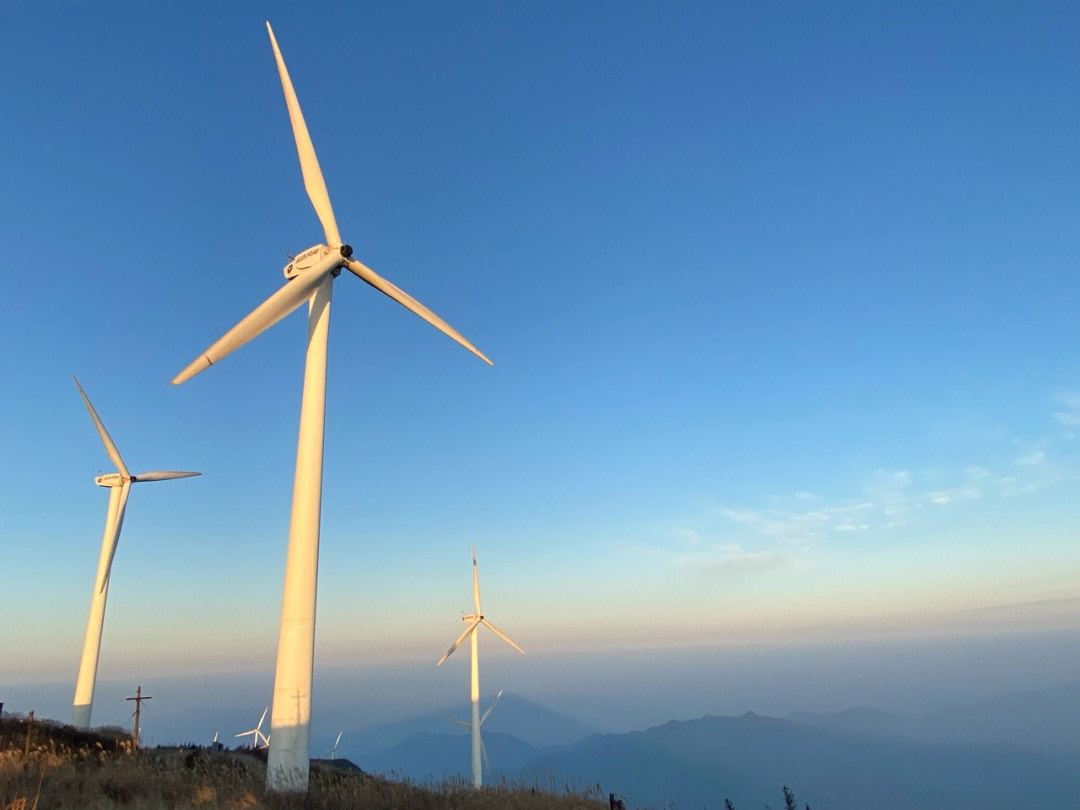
[2,1,1078,721]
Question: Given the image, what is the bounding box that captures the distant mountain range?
[359,729,541,782]
[339,692,596,759]
[358,682,1080,810]
[787,680,1080,754]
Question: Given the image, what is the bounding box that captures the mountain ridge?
[362,706,1080,809]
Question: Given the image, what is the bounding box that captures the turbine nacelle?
[438,550,525,666]
[283,243,352,280]
[95,473,126,488]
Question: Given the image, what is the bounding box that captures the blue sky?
[2,1,1079,712]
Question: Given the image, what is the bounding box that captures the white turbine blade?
[344,258,492,365]
[256,706,268,731]
[265,22,341,246]
[99,481,131,593]
[437,616,482,665]
[172,264,331,385]
[235,730,255,739]
[480,690,503,726]
[333,731,342,749]
[73,376,129,477]
[480,619,524,655]
[481,736,490,774]
[472,544,482,615]
[133,471,201,482]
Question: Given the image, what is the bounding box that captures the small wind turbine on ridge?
[70,377,199,729]
[236,708,271,749]
[171,21,490,792]
[324,732,342,760]
[438,547,523,788]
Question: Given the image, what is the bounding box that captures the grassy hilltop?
[0,715,607,810]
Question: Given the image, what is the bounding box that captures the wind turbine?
[437,548,523,787]
[236,707,271,749]
[171,22,490,791]
[70,377,199,729]
[448,689,503,778]
[324,731,343,760]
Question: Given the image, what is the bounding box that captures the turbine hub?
[339,244,353,258]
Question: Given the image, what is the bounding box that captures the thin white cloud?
[997,477,1041,497]
[688,395,1078,571]
[1015,450,1045,466]
[1053,392,1080,426]
[926,485,982,505]
[672,528,701,546]
[864,469,911,523]
[716,499,879,545]
[673,546,792,577]
[719,508,759,524]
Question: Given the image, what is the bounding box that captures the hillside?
[0,715,607,810]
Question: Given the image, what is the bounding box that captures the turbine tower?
[438,547,523,787]
[171,22,490,791]
[71,377,199,729]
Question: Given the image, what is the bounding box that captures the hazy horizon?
[7,627,1079,745]
[2,3,1079,792]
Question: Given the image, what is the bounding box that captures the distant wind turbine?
[448,689,503,776]
[438,548,523,787]
[236,708,271,749]
[71,377,199,729]
[171,22,490,792]
[324,731,343,760]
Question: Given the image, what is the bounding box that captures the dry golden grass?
[0,716,607,810]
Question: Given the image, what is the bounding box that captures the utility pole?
[24,711,34,756]
[125,686,151,748]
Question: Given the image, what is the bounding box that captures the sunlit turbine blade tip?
[344,259,492,365]
[265,20,341,246]
[172,355,211,385]
[72,375,130,476]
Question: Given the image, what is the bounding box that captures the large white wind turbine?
[437,548,523,788]
[71,377,199,729]
[171,22,490,791]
